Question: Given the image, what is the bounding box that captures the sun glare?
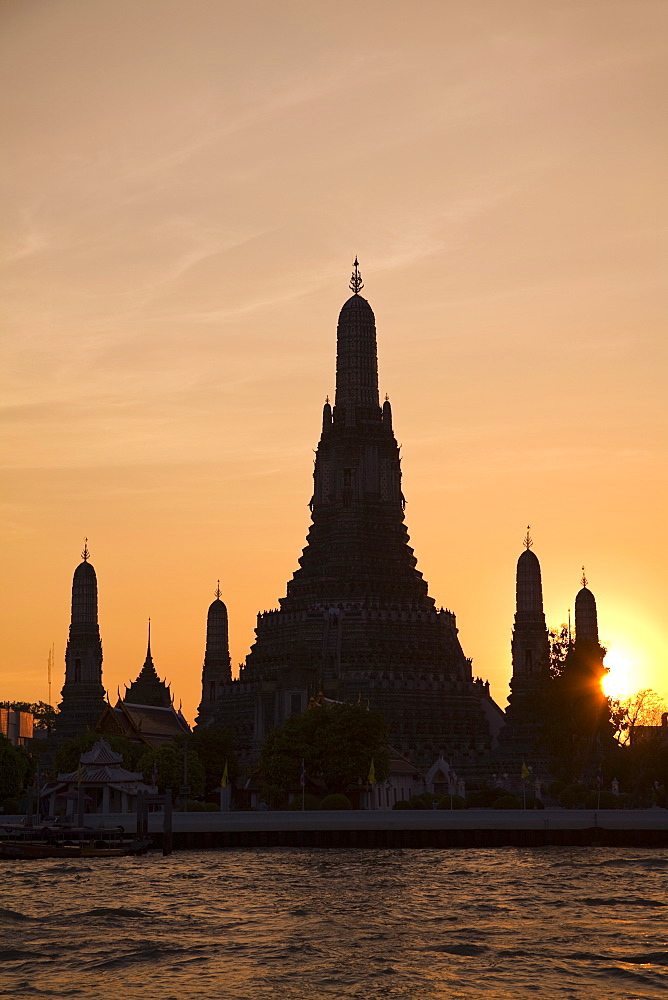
[601,646,637,700]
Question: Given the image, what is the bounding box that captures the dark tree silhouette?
[259,701,389,796]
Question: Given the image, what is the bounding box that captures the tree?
[0,735,29,802]
[188,726,238,794]
[542,631,615,784]
[259,701,390,796]
[548,624,571,679]
[137,744,205,796]
[53,731,144,775]
[610,688,668,746]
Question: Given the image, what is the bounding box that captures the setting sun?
[601,646,637,700]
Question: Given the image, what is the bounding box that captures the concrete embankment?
[23,808,667,850]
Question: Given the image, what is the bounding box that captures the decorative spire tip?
[349,256,364,295]
[581,565,588,588]
[215,580,222,600]
[82,537,89,562]
[523,525,533,550]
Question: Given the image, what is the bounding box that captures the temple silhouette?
[200,262,504,773]
[53,263,609,786]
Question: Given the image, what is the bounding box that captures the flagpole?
[301,759,305,811]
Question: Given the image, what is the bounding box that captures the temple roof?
[124,622,172,708]
[80,738,122,766]
[208,597,228,616]
[575,584,599,643]
[338,293,375,321]
[57,738,144,784]
[106,700,190,748]
[73,559,96,582]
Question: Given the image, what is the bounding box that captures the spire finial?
[325,395,329,405]
[82,537,89,562]
[581,566,588,588]
[147,617,151,655]
[215,580,222,600]
[349,256,364,295]
[523,525,533,550]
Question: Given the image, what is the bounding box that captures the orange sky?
[1,0,666,723]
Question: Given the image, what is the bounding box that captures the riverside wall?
[9,809,667,850]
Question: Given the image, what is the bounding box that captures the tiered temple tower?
[213,263,501,771]
[574,569,599,645]
[124,620,172,708]
[495,528,551,767]
[56,542,107,739]
[196,583,232,727]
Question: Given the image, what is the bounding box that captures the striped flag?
[220,760,228,788]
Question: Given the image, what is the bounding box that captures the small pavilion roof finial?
[82,537,90,562]
[349,256,364,295]
[523,525,533,550]
[581,566,588,588]
[215,580,222,600]
[147,617,151,655]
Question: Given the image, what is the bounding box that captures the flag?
[368,759,375,785]
[521,762,530,780]
[300,760,306,787]
[76,763,83,786]
[220,760,228,788]
[151,760,158,786]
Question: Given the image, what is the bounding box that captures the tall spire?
[334,263,379,421]
[196,584,232,726]
[146,618,152,662]
[349,256,364,294]
[57,548,105,739]
[124,618,172,707]
[516,531,544,616]
[575,570,599,644]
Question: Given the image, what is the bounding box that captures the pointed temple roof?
[515,528,545,617]
[71,546,98,627]
[204,592,231,672]
[575,568,599,644]
[123,620,173,708]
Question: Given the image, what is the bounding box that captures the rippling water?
[1,848,667,999]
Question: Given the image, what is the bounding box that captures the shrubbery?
[320,794,352,810]
[467,786,508,808]
[492,794,521,809]
[288,793,321,811]
[558,784,588,809]
[437,794,467,810]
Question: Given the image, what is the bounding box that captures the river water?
[1,847,666,999]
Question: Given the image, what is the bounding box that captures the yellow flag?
[521,762,530,780]
[368,759,375,785]
[76,763,83,786]
[220,760,228,788]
